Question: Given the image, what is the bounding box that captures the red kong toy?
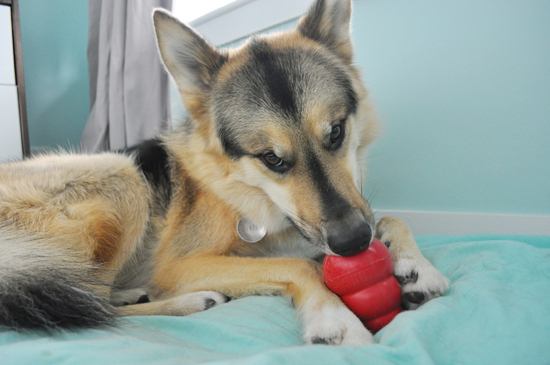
[323,239,402,333]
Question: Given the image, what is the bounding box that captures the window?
[171,0,314,46]
[172,0,238,24]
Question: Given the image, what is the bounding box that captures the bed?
[2,234,549,364]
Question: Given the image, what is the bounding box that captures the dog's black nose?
[327,219,372,257]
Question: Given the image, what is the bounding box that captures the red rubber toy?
[323,239,402,333]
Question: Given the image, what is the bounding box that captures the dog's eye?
[330,125,342,141]
[264,153,283,166]
[261,153,290,173]
[329,121,345,150]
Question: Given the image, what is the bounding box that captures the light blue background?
[353,0,550,215]
[17,0,550,216]
[18,0,89,150]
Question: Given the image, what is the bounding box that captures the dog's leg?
[129,255,374,346]
[376,217,450,310]
[119,291,229,316]
[110,288,152,306]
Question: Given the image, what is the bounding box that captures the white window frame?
[188,0,314,47]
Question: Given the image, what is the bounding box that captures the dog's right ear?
[153,9,226,103]
[297,0,353,63]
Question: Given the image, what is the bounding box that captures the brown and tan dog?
[0,0,448,345]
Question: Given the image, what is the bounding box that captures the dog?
[0,0,449,345]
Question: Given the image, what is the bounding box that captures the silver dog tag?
[237,216,266,243]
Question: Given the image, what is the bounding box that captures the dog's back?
[0,153,149,329]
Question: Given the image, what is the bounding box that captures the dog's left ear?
[297,0,353,62]
[153,9,226,107]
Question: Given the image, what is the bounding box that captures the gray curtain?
[81,0,173,152]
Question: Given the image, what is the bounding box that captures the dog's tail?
[0,235,117,331]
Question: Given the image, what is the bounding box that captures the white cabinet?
[0,85,22,161]
[0,5,15,85]
[0,1,28,162]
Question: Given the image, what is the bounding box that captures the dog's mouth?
[286,214,373,257]
[336,240,370,257]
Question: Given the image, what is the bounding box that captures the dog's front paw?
[394,257,450,310]
[302,304,375,346]
[191,291,231,311]
[167,291,230,315]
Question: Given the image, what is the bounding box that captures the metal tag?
[237,216,266,243]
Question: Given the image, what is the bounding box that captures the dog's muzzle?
[326,215,372,257]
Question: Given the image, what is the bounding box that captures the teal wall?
[353,0,550,216]
[19,0,89,150]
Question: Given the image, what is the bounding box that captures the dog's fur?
[0,0,449,345]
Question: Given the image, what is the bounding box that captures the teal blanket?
[2,235,549,364]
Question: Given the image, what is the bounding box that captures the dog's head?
[153,0,379,256]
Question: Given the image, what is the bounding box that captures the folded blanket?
[1,234,549,364]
